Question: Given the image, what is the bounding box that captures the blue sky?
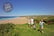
[0,0,54,16]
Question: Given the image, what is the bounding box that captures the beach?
[0,17,28,24]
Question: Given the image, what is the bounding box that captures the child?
[33,24,36,30]
[39,20,45,33]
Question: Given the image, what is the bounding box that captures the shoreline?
[0,17,28,24]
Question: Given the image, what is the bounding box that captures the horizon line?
[0,15,54,16]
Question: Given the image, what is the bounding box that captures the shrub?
[0,23,15,36]
[44,18,54,24]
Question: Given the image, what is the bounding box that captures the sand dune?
[0,17,28,24]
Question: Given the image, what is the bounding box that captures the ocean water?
[0,16,18,20]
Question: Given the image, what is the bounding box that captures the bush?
[0,23,15,36]
[44,18,54,24]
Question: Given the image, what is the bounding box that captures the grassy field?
[0,23,54,36]
[13,23,54,36]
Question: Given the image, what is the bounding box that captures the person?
[33,20,36,30]
[33,24,36,30]
[28,18,31,27]
[30,18,34,28]
[39,20,45,33]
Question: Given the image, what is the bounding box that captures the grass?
[0,23,54,36]
[14,23,54,36]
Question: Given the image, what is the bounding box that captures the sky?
[0,0,54,16]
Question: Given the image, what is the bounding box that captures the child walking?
[39,20,45,33]
[33,24,36,30]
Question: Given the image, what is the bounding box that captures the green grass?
[14,24,54,36]
[0,23,54,36]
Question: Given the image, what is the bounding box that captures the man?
[28,18,35,28]
[30,18,34,25]
[30,18,34,28]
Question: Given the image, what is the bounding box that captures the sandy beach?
[0,17,28,24]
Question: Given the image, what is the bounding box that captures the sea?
[0,16,18,20]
